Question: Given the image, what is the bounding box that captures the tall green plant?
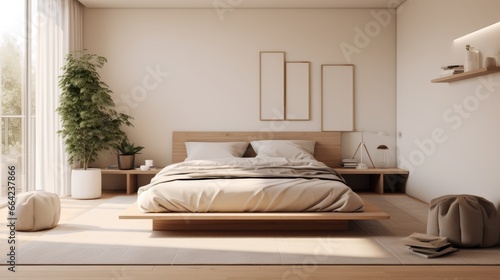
[57,51,132,170]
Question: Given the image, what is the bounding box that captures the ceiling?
[78,0,407,9]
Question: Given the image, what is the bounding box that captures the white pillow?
[250,140,316,160]
[185,142,249,161]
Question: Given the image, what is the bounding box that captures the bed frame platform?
[120,131,390,231]
[119,200,389,231]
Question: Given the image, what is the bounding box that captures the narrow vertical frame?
[260,51,285,120]
[321,64,354,131]
[285,61,310,120]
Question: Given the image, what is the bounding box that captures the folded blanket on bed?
[138,157,364,213]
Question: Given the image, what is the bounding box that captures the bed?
[119,131,389,231]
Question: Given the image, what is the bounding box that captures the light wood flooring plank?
[1,265,499,280]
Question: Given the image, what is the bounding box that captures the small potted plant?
[115,137,144,170]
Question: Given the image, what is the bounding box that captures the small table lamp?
[351,130,388,169]
[376,145,389,168]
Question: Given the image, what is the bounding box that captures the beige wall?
[83,8,397,188]
[397,0,500,205]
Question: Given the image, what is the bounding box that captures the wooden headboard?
[172,131,341,168]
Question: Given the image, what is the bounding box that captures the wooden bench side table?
[101,167,408,195]
[101,168,162,194]
[333,168,409,194]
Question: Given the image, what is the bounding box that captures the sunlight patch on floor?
[276,237,388,258]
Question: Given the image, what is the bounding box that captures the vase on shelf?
[464,50,479,72]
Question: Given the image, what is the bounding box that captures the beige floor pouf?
[15,191,61,231]
[427,194,500,248]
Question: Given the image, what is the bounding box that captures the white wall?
[397,0,500,206]
[83,8,397,187]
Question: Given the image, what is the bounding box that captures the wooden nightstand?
[101,168,162,194]
[333,168,409,194]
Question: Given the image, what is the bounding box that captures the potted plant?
[115,137,144,170]
[57,51,133,199]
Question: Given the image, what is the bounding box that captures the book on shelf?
[440,67,464,77]
[441,64,464,70]
[439,65,464,76]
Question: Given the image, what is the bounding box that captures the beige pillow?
[251,140,316,160]
[185,142,249,161]
[15,191,60,231]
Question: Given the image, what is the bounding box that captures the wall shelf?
[431,66,500,83]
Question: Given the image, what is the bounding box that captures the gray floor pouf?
[15,191,60,231]
[427,194,500,248]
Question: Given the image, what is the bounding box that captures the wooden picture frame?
[285,61,310,120]
[321,64,354,131]
[260,51,285,120]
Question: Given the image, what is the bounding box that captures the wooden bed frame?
[119,131,389,231]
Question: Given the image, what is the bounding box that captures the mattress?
[137,157,364,213]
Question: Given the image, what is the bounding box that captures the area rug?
[1,194,499,265]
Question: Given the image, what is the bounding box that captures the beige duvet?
[137,157,364,213]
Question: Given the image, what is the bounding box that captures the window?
[1,0,82,202]
[1,0,36,204]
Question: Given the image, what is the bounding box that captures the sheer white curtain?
[33,0,83,195]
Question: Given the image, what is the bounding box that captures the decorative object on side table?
[376,145,389,168]
[140,159,155,170]
[145,159,154,168]
[57,51,133,199]
[350,130,388,169]
[115,137,144,170]
[341,158,358,168]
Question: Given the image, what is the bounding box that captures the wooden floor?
[2,193,499,279]
[2,265,499,279]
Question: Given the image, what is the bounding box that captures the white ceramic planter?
[71,168,102,199]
